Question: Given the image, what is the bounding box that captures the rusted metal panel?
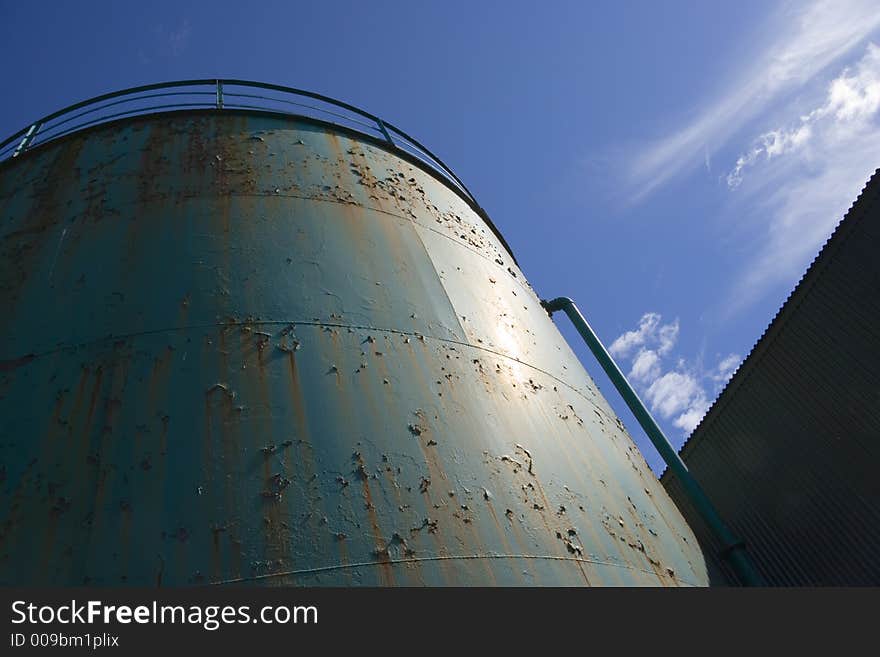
[662,169,880,586]
[0,111,707,586]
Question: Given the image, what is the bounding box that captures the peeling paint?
[0,111,707,587]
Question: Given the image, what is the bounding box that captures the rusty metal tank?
[0,81,708,586]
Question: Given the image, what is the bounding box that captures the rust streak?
[357,455,395,587]
[0,354,35,372]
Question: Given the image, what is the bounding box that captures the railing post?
[376,118,394,146]
[12,122,42,157]
[216,80,224,109]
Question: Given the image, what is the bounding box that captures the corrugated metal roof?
[662,168,880,585]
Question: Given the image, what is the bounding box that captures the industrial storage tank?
[0,81,707,586]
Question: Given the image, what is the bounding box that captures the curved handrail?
[0,79,481,210]
[0,79,519,262]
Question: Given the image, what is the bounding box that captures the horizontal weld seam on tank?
[257,191,534,296]
[62,190,536,299]
[210,554,699,587]
[18,188,535,298]
[7,319,622,429]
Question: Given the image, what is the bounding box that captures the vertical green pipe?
[541,296,764,586]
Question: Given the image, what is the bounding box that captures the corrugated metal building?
[662,168,880,586]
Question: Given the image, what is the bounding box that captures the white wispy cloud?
[672,402,711,435]
[629,349,661,385]
[154,19,192,58]
[728,42,880,187]
[612,313,741,436]
[657,321,679,355]
[627,0,880,199]
[725,41,880,311]
[609,313,680,360]
[608,312,661,359]
[712,353,742,383]
[645,371,704,419]
[727,123,812,188]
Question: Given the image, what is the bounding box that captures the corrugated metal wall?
[663,169,880,586]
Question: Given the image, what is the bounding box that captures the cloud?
[629,349,661,385]
[727,124,812,188]
[657,320,679,355]
[154,19,191,58]
[608,312,661,358]
[626,0,880,200]
[608,313,680,360]
[611,313,741,436]
[712,353,742,383]
[645,371,703,419]
[672,399,712,434]
[728,43,880,187]
[724,42,880,311]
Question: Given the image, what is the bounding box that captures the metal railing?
[0,79,480,208]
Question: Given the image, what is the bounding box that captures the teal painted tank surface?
[0,104,708,586]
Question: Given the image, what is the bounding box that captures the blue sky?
[2,0,878,473]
